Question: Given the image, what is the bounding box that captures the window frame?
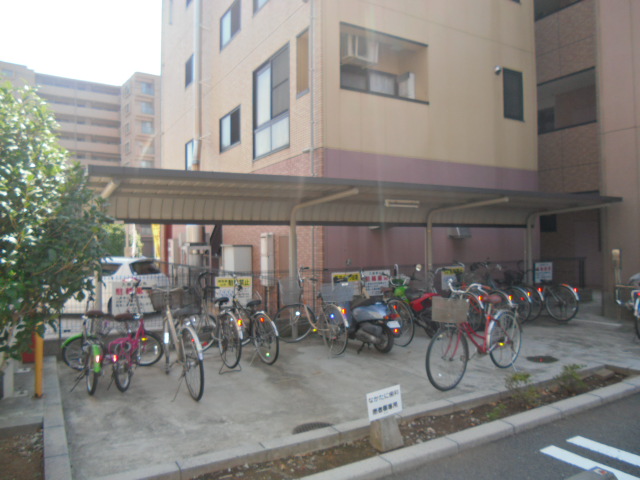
[253,0,269,13]
[221,0,241,50]
[220,106,241,153]
[253,44,290,160]
[503,68,524,121]
[185,54,194,87]
[185,139,195,170]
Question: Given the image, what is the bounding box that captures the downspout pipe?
[289,188,359,278]
[425,197,510,272]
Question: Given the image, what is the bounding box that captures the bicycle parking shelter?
[86,165,621,281]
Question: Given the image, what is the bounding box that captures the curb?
[92,364,640,480]
[43,357,73,480]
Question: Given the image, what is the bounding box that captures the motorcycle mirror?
[415,264,423,272]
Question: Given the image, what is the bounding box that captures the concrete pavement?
[2,298,640,480]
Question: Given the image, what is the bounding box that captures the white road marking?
[540,446,639,480]
[568,436,640,468]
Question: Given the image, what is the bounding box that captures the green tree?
[0,83,111,371]
[103,223,126,256]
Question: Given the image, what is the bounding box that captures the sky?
[0,0,162,86]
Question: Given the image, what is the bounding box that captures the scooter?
[334,270,402,353]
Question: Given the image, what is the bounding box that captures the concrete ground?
[2,296,640,479]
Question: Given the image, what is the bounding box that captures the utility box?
[260,233,275,286]
[221,245,252,274]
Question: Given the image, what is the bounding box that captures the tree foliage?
[0,83,111,369]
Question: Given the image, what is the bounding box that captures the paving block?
[500,405,562,433]
[549,392,602,418]
[446,419,514,451]
[398,399,455,422]
[44,424,69,458]
[260,426,340,460]
[382,437,459,474]
[178,443,267,479]
[300,455,392,480]
[92,462,181,480]
[332,417,369,443]
[589,381,639,403]
[44,453,72,480]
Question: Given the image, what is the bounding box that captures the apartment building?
[1,61,162,257]
[534,0,640,306]
[161,0,538,277]
[0,61,161,170]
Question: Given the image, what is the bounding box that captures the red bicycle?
[425,281,522,391]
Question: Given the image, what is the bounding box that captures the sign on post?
[366,385,402,422]
[441,265,465,291]
[362,269,391,296]
[535,262,553,283]
[215,276,252,306]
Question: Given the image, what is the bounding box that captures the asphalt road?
[391,392,640,480]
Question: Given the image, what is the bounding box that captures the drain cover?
[292,422,333,434]
[526,355,558,363]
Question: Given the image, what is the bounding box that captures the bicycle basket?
[320,283,355,304]
[90,316,113,337]
[431,296,469,324]
[149,287,183,311]
[279,277,302,305]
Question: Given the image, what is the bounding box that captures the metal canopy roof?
[86,165,621,228]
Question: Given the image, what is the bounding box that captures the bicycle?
[614,283,640,339]
[150,286,205,401]
[224,277,279,365]
[62,292,163,371]
[425,280,522,391]
[273,267,316,343]
[70,310,108,396]
[106,278,165,392]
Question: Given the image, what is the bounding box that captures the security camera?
[494,65,502,75]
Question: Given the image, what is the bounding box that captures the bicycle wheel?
[180,327,204,401]
[113,355,133,392]
[522,285,543,321]
[251,313,280,365]
[320,304,348,356]
[387,299,414,347]
[193,312,217,352]
[273,304,314,342]
[217,311,242,369]
[505,286,532,324]
[85,344,100,396]
[488,311,522,368]
[62,336,85,371]
[544,284,579,322]
[464,293,484,332]
[138,330,164,366]
[425,326,468,391]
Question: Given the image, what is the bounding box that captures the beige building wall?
[597,0,640,296]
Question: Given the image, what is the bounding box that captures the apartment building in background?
[0,61,162,256]
[534,0,640,308]
[161,0,539,279]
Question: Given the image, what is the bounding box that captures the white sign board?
[366,384,402,422]
[362,269,391,297]
[111,281,154,315]
[215,276,252,306]
[535,261,553,283]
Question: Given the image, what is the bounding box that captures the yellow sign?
[152,224,161,258]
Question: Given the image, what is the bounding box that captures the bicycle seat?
[173,305,200,317]
[484,294,504,305]
[214,297,229,306]
[113,313,136,322]
[246,299,261,309]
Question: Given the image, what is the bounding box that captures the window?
[296,30,309,95]
[253,0,268,13]
[254,45,290,159]
[185,140,195,170]
[220,107,241,152]
[124,123,130,135]
[339,24,428,103]
[141,121,154,134]
[221,0,241,49]
[140,81,154,95]
[141,101,154,115]
[503,68,524,121]
[125,142,130,154]
[185,54,194,87]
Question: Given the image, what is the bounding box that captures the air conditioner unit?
[448,227,471,239]
[341,34,379,66]
[398,72,416,99]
